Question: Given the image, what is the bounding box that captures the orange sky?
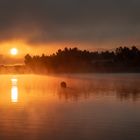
[0,39,59,64]
[0,38,139,65]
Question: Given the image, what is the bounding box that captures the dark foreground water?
[0,74,139,140]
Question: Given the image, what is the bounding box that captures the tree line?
[24,46,140,73]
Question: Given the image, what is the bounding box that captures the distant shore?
[1,46,140,74]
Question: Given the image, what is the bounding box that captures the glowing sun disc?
[10,48,18,55]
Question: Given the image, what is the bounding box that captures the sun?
[10,48,18,55]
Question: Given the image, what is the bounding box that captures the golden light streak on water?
[11,78,18,103]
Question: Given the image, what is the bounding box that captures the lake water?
[0,74,139,140]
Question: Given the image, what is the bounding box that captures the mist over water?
[0,74,139,140]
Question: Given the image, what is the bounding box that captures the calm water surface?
[0,74,139,140]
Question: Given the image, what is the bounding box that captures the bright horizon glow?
[10,48,18,55]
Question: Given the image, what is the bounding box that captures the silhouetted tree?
[24,54,32,66]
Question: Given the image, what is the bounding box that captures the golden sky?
[0,0,139,64]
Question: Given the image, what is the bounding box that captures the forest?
[24,46,140,73]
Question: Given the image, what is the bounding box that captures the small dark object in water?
[61,81,67,88]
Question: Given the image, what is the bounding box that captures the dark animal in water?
[61,81,67,88]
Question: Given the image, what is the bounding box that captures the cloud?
[0,0,139,48]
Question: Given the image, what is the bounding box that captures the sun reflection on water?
[11,78,18,103]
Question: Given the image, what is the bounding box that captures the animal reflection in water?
[11,78,18,103]
[60,81,67,88]
[59,81,90,101]
[58,80,140,101]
